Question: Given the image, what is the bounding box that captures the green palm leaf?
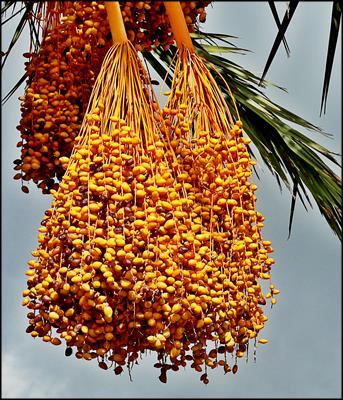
[259,1,299,85]
[320,0,342,115]
[268,1,290,56]
[262,1,342,113]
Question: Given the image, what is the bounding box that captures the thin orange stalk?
[105,1,128,44]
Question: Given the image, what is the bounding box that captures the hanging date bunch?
[21,1,278,385]
[159,2,278,381]
[21,3,208,382]
[15,1,111,194]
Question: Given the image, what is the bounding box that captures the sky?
[1,2,341,398]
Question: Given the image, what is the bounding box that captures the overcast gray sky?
[1,2,341,398]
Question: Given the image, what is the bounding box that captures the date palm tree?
[1,1,341,239]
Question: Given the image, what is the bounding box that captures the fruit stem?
[105,2,128,44]
[164,1,194,52]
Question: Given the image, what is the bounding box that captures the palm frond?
[268,1,291,56]
[1,1,34,69]
[191,31,239,47]
[320,0,342,115]
[149,34,342,240]
[1,4,26,25]
[1,1,19,16]
[260,1,299,84]
[263,1,342,114]
[196,43,249,55]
